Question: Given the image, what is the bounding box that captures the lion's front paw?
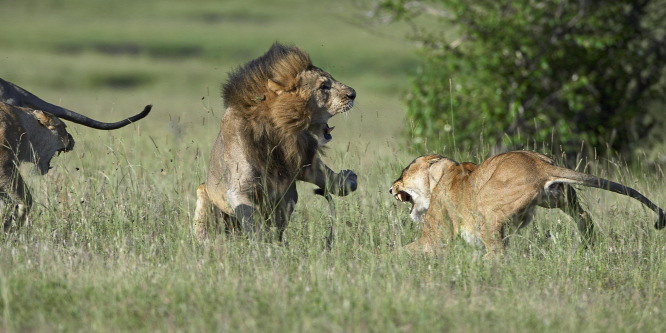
[334,169,357,196]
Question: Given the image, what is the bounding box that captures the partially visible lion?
[389,151,666,257]
[0,103,74,230]
[193,43,358,241]
[0,78,152,231]
[1,78,151,130]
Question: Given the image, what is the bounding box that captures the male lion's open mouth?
[41,147,72,174]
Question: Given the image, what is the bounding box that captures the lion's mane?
[222,43,319,183]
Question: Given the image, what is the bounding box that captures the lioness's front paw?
[334,169,357,196]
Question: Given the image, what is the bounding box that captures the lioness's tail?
[548,168,666,229]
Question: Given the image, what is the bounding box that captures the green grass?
[2,0,666,332]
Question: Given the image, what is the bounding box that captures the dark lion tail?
[3,78,152,130]
[549,167,666,229]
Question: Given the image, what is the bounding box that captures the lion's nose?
[388,187,393,194]
[347,89,356,100]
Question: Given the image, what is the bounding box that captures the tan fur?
[390,151,666,257]
[0,102,74,231]
[193,43,357,241]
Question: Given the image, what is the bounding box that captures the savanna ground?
[1,0,666,332]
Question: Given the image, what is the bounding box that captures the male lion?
[389,151,666,257]
[0,78,152,231]
[193,43,358,241]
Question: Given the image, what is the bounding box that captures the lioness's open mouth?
[394,191,412,204]
[393,190,417,215]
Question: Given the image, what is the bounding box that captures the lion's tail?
[546,167,666,229]
[5,78,151,130]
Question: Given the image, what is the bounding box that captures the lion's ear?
[267,79,286,95]
[428,160,447,182]
[34,110,53,128]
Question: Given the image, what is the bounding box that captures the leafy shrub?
[375,0,666,157]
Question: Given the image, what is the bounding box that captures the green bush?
[376,0,666,157]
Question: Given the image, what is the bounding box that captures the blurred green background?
[0,0,417,158]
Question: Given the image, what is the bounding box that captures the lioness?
[193,43,358,241]
[390,151,666,257]
[0,78,152,231]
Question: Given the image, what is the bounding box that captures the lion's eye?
[319,83,331,90]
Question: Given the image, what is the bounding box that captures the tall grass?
[3,131,666,332]
[2,0,666,332]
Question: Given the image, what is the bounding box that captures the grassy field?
[2,0,666,332]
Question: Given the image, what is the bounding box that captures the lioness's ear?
[428,160,447,182]
[267,79,286,95]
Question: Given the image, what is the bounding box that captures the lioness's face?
[33,110,75,174]
[299,67,356,144]
[390,155,447,222]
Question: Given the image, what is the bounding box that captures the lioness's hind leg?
[561,185,595,247]
[193,183,211,241]
[541,184,595,248]
[481,225,507,259]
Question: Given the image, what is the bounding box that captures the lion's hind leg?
[481,225,508,259]
[561,185,595,248]
[0,164,32,232]
[540,183,595,248]
[193,183,243,241]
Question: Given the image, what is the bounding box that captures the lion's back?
[473,151,554,190]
